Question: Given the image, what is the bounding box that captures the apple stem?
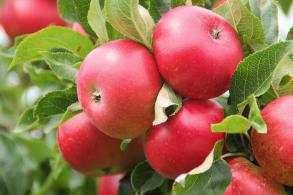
[211,29,220,40]
[92,90,101,102]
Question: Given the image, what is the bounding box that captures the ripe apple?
[144,99,225,179]
[97,174,124,195]
[72,22,88,37]
[77,39,162,139]
[57,112,145,176]
[224,157,285,195]
[153,6,244,100]
[0,0,66,39]
[212,0,226,9]
[251,95,293,186]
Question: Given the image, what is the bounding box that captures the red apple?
[224,157,285,195]
[153,6,244,100]
[144,99,225,179]
[72,22,88,37]
[251,95,293,186]
[212,0,226,9]
[57,112,144,176]
[77,39,162,139]
[0,0,66,39]
[97,174,124,195]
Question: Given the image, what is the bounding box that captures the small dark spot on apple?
[211,29,221,40]
[92,90,101,102]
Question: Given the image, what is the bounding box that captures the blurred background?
[0,1,292,195]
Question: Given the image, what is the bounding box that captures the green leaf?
[131,161,165,194]
[106,23,125,40]
[249,0,279,44]
[0,132,32,195]
[104,0,155,50]
[205,0,219,9]
[34,87,78,121]
[230,41,293,106]
[279,0,293,15]
[171,0,186,7]
[189,0,205,6]
[225,134,250,153]
[0,45,14,64]
[87,0,109,44]
[42,48,82,82]
[57,0,78,22]
[213,95,266,134]
[26,65,63,89]
[214,0,266,54]
[287,26,293,40]
[9,26,94,70]
[246,95,267,133]
[118,175,135,195]
[59,102,82,124]
[73,0,97,37]
[120,139,132,151]
[188,140,224,175]
[173,160,232,195]
[212,115,251,134]
[140,0,170,22]
[14,107,38,133]
[153,83,183,125]
[15,135,51,164]
[50,147,67,179]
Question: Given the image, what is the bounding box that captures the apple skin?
[97,174,124,195]
[224,157,285,195]
[212,0,226,9]
[144,99,225,179]
[0,0,66,39]
[153,6,244,100]
[57,112,145,176]
[77,39,162,139]
[251,95,293,186]
[72,22,89,37]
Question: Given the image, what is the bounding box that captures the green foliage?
[87,0,109,43]
[140,0,170,22]
[212,95,267,134]
[131,161,165,194]
[230,41,293,105]
[171,0,186,7]
[73,0,97,37]
[104,0,155,49]
[57,0,78,22]
[153,83,182,125]
[173,160,232,195]
[9,26,94,70]
[214,0,266,54]
[34,87,78,123]
[118,175,136,195]
[42,48,82,83]
[249,0,279,44]
[14,107,38,133]
[279,0,293,15]
[0,132,32,195]
[212,115,251,134]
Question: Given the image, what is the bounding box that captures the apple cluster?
[57,4,293,194]
[1,0,293,194]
